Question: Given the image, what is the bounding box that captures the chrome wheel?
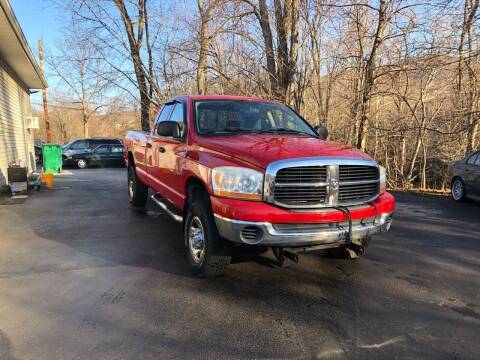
[188,216,205,264]
[128,175,134,200]
[452,179,464,201]
[77,159,87,169]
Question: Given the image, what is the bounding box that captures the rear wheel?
[128,167,148,207]
[451,178,467,201]
[185,201,232,277]
[77,159,88,169]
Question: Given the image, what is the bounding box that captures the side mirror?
[157,121,181,138]
[314,125,328,140]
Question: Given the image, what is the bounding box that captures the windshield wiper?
[259,128,318,138]
[202,127,259,135]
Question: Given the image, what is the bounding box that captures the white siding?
[0,60,35,187]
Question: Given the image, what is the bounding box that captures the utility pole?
[38,39,51,143]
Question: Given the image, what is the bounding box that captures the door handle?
[159,147,166,153]
[146,143,152,149]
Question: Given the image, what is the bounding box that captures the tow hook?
[272,247,299,267]
[347,236,371,258]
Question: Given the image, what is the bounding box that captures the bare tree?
[241,0,300,102]
[48,27,111,137]
[457,0,480,154]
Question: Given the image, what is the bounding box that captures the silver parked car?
[448,150,480,201]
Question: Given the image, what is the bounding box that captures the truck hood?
[196,134,372,169]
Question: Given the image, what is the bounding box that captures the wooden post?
[38,39,51,143]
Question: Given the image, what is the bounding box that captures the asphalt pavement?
[0,168,478,359]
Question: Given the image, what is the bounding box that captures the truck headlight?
[379,166,387,194]
[212,166,263,201]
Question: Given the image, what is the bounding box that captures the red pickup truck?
[124,95,395,277]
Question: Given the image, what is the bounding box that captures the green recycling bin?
[42,144,62,174]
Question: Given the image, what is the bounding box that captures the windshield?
[194,100,317,137]
[62,140,75,149]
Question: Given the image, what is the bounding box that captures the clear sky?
[9,0,61,57]
[9,0,62,105]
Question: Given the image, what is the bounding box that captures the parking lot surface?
[0,168,479,359]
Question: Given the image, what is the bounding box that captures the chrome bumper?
[214,213,393,247]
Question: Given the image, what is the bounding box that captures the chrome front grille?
[339,182,379,202]
[275,166,327,183]
[274,185,327,206]
[339,165,379,182]
[265,158,380,208]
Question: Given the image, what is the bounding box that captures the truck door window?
[155,103,174,130]
[169,102,186,137]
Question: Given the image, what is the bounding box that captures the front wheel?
[77,159,88,169]
[185,201,232,277]
[451,178,467,201]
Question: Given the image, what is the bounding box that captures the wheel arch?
[184,176,210,213]
[127,151,135,168]
[451,175,465,186]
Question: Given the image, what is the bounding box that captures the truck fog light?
[240,226,263,244]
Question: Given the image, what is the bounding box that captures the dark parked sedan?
[63,144,125,169]
[448,150,480,201]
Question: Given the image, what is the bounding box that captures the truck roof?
[167,94,280,104]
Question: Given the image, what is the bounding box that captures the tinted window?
[467,153,479,165]
[111,146,123,153]
[89,140,102,149]
[169,102,186,137]
[95,145,110,154]
[475,153,480,166]
[70,140,88,150]
[89,139,120,149]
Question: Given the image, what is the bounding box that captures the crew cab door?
[147,101,187,206]
[470,152,480,195]
[464,151,480,195]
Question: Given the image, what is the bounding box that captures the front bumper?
[214,213,393,247]
[211,192,395,247]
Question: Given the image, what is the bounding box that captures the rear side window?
[467,152,479,165]
[104,139,121,145]
[89,139,120,149]
[475,153,480,166]
[169,102,186,137]
[111,146,123,153]
[89,140,101,149]
[95,145,110,153]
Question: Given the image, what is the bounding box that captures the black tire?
[451,177,467,202]
[128,166,148,207]
[184,201,232,277]
[77,159,88,169]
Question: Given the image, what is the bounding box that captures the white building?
[0,0,46,190]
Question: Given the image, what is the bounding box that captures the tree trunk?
[114,0,151,132]
[257,0,278,97]
[83,111,89,138]
[197,14,208,95]
[356,0,389,151]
